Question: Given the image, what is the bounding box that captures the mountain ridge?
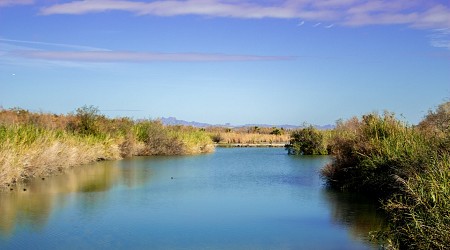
[160,117,334,130]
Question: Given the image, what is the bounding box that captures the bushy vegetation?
[0,106,214,188]
[285,126,329,155]
[321,102,450,249]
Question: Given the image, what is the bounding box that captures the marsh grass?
[378,154,450,249]
[209,131,289,145]
[0,124,120,187]
[322,102,450,249]
[0,107,213,188]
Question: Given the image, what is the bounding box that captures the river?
[0,148,384,249]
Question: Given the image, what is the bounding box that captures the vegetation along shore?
[0,106,214,189]
[286,101,449,249]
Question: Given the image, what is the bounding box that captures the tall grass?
[380,154,450,249]
[0,124,120,187]
[322,102,450,249]
[322,112,431,194]
[209,131,290,144]
[0,107,214,188]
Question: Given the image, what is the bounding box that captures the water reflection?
[322,189,386,246]
[0,159,152,236]
[0,150,386,249]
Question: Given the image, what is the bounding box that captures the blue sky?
[0,0,449,125]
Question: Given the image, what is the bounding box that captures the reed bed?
[209,131,289,144]
[321,102,450,249]
[0,107,214,188]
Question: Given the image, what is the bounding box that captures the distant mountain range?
[160,117,334,130]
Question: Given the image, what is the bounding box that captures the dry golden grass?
[0,125,121,188]
[0,107,214,188]
[210,132,290,144]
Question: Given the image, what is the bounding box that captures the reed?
[0,107,214,188]
[210,131,289,144]
[0,124,120,187]
[321,112,430,194]
[322,102,450,249]
[379,154,450,249]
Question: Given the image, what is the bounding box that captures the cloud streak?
[0,38,108,51]
[11,51,296,62]
[38,0,450,30]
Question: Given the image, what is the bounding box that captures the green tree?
[75,105,102,136]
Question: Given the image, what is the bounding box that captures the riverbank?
[321,102,449,249]
[0,106,214,189]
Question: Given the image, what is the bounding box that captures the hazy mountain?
[160,117,334,130]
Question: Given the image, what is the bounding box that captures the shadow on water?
[321,188,387,247]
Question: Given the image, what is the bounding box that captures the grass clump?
[322,112,430,194]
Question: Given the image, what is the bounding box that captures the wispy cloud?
[325,24,335,28]
[0,0,33,7]
[38,0,450,30]
[313,22,321,27]
[0,38,108,51]
[9,1,450,51]
[11,51,295,62]
[39,0,335,20]
[1,37,294,66]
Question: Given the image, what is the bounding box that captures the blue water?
[0,148,383,249]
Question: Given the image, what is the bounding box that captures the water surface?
[0,148,383,249]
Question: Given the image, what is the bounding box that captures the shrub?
[286,126,328,155]
[321,112,430,195]
[270,128,282,135]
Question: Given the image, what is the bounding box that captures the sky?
[0,0,449,126]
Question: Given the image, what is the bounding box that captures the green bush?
[286,126,328,155]
[321,112,430,195]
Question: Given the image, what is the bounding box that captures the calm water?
[0,148,384,249]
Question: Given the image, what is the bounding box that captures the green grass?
[321,102,450,249]
[0,107,214,188]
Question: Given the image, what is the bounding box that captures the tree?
[75,105,102,136]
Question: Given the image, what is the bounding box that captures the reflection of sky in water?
[0,148,381,249]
